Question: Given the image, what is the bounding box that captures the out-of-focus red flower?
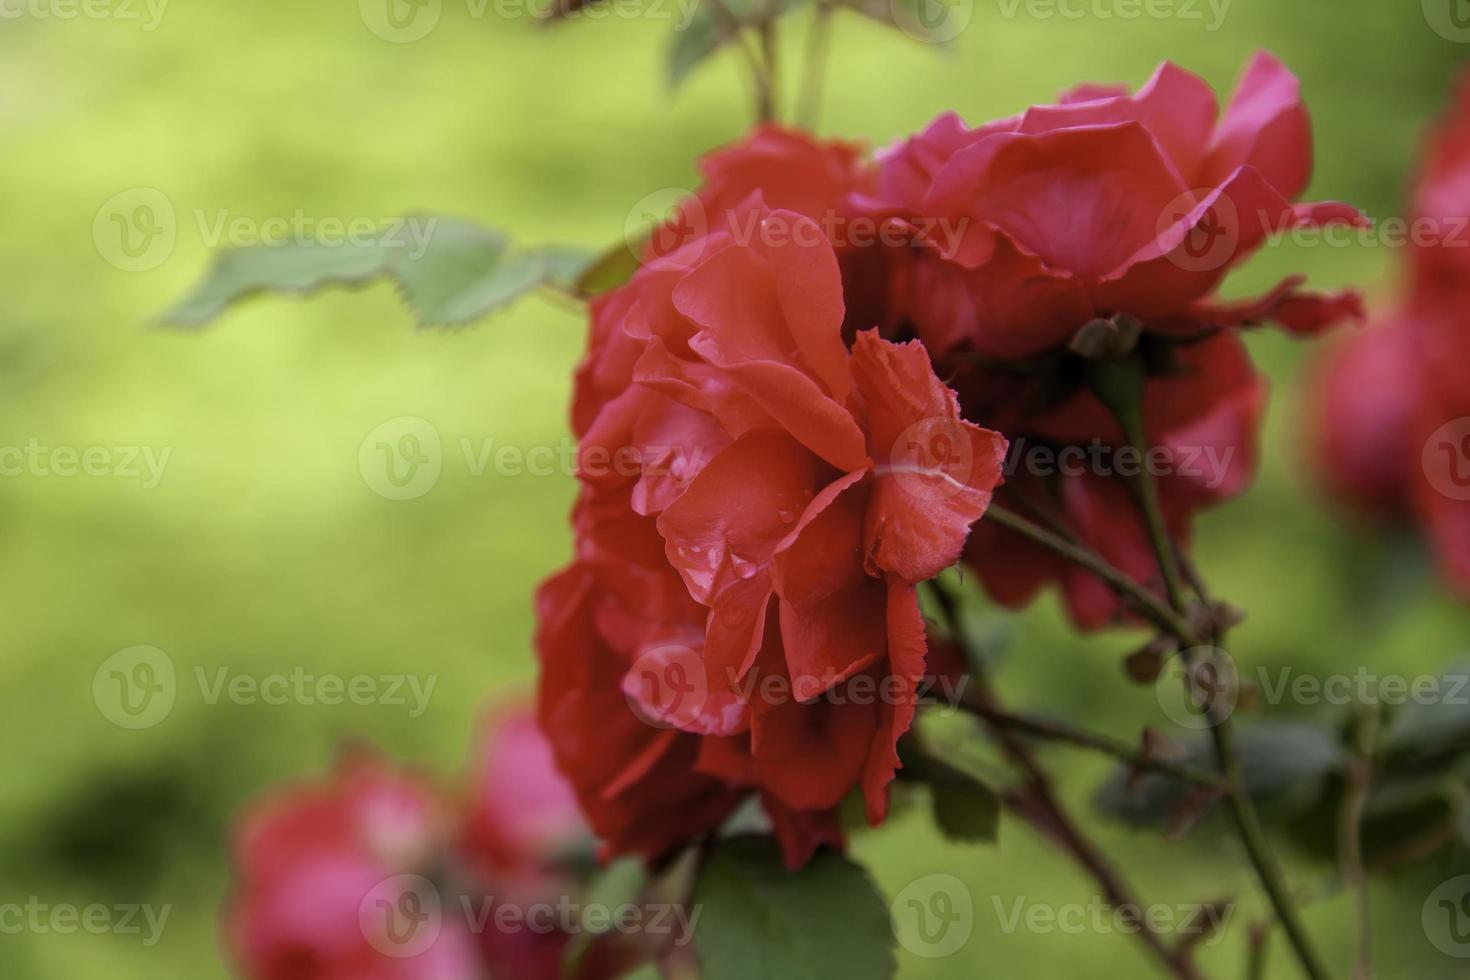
[460,706,588,880]
[1306,70,1470,600]
[459,706,630,980]
[540,203,1005,868]
[227,711,632,980]
[1306,314,1421,522]
[226,754,480,980]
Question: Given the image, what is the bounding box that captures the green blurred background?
[2,0,1469,976]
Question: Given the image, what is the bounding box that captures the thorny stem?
[984,503,1197,642]
[957,699,1229,790]
[927,579,1205,980]
[1096,356,1334,980]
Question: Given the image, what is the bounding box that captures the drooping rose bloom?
[1308,71,1470,597]
[225,753,480,980]
[540,204,1006,868]
[854,53,1365,626]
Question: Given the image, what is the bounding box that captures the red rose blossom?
[540,203,1005,867]
[861,52,1366,360]
[845,54,1362,626]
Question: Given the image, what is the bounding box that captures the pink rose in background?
[1307,70,1470,599]
[226,753,479,980]
[225,706,627,980]
[1306,314,1421,523]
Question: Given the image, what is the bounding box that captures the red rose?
[836,54,1360,627]
[648,124,873,265]
[862,53,1366,360]
[539,202,1005,867]
[963,333,1267,627]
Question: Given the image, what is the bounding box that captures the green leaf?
[561,857,648,978]
[669,2,732,88]
[163,216,591,328]
[164,238,399,327]
[574,237,644,297]
[694,837,896,980]
[899,745,1000,844]
[1384,661,1470,760]
[669,0,810,89]
[931,773,1001,844]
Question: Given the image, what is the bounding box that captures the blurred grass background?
[1,0,1468,976]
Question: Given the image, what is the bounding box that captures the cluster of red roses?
[539,52,1365,869]
[1309,72,1470,597]
[226,706,627,980]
